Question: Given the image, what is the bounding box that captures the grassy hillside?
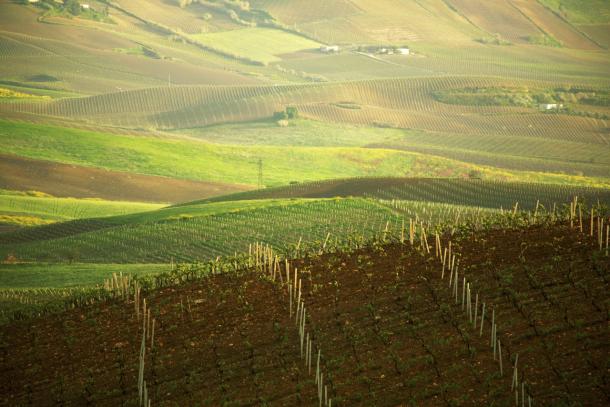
[0,263,168,289]
[175,118,405,147]
[179,117,610,178]
[0,196,499,264]
[0,190,163,227]
[189,27,321,64]
[3,118,609,191]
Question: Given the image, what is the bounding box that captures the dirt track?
[0,154,252,203]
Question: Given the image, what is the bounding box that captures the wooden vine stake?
[473,292,479,328]
[511,354,519,391]
[479,303,485,336]
[498,340,503,376]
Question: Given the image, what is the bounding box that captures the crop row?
[1,198,499,263]
[6,76,605,143]
[202,178,610,210]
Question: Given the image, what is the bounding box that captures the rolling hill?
[1,2,609,403]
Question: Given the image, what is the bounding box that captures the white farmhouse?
[320,45,340,53]
[540,103,563,110]
[397,47,410,55]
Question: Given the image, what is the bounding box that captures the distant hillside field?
[0,196,498,264]
[194,177,610,209]
[3,175,609,264]
[189,28,321,64]
[0,190,163,227]
[1,119,608,191]
[0,154,252,203]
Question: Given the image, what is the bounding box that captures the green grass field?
[0,263,169,289]
[190,27,321,64]
[174,118,405,147]
[0,190,163,226]
[0,119,424,186]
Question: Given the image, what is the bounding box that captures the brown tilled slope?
[0,154,252,203]
[1,222,606,406]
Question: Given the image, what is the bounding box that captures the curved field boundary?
[3,76,607,145]
[0,154,252,203]
[194,177,610,209]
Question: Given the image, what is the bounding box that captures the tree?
[273,110,287,121]
[468,169,482,179]
[286,106,298,119]
[64,0,81,16]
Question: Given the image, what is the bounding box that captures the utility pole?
[258,158,263,189]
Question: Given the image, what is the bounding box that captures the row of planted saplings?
[568,197,609,256]
[434,239,533,407]
[103,274,154,406]
[388,220,535,405]
[99,197,603,405]
[249,242,334,406]
[247,204,547,405]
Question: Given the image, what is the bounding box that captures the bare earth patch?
[0,155,252,203]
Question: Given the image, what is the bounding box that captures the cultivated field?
[0,153,253,203]
[1,1,609,405]
[0,190,162,226]
[1,203,607,405]
[199,177,610,208]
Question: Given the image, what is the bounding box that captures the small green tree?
[286,106,298,119]
[64,0,81,16]
[273,110,288,120]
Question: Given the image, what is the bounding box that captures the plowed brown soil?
[0,222,607,406]
[0,154,252,203]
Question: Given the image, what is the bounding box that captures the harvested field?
[511,0,599,50]
[447,0,543,43]
[578,24,610,48]
[0,154,251,203]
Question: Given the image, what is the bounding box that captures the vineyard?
[198,177,610,209]
[3,178,610,266]
[0,197,493,263]
[1,200,607,405]
[0,190,162,226]
[1,1,610,405]
[3,77,608,155]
